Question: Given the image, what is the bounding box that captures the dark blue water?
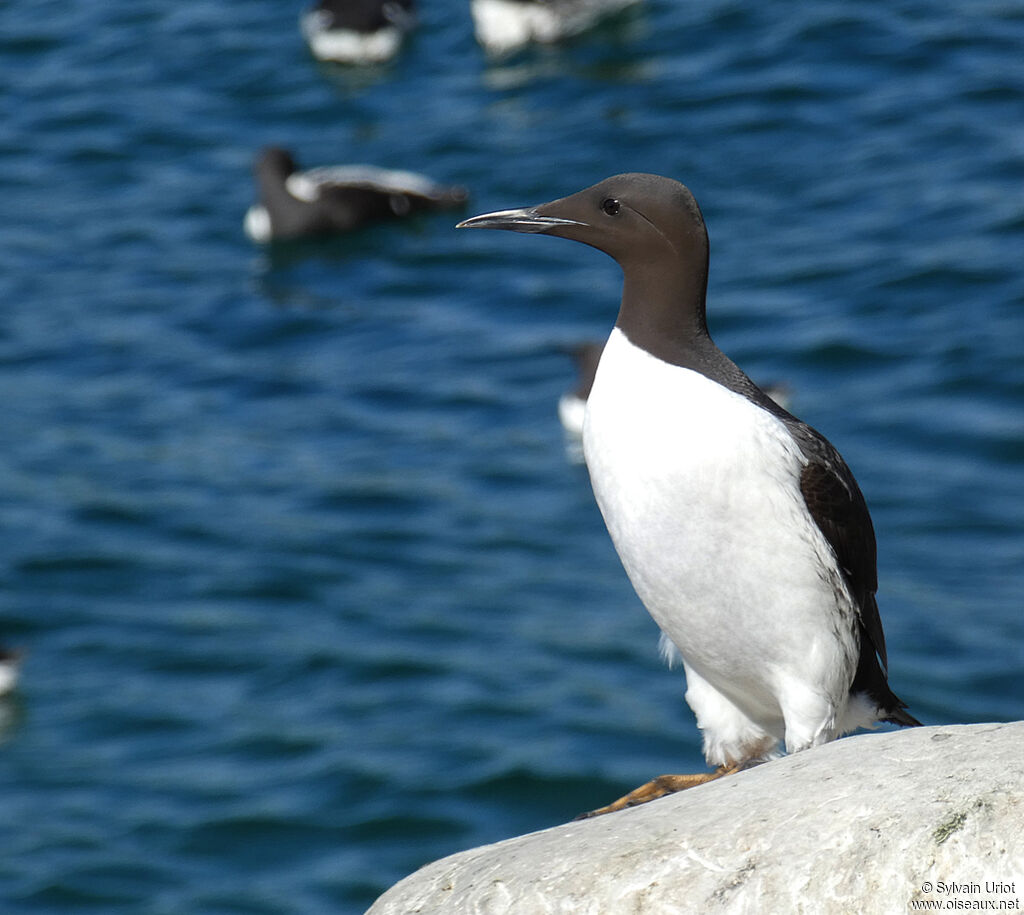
[1,1,1022,911]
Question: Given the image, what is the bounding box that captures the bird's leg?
[575,764,739,820]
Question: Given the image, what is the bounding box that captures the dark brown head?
[254,147,299,182]
[458,174,712,357]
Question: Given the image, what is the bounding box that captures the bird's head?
[457,174,712,354]
[255,147,299,181]
[457,173,707,276]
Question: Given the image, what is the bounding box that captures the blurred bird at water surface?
[470,0,643,55]
[244,146,468,243]
[300,0,416,64]
[0,648,24,698]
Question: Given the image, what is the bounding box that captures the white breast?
[243,205,272,243]
[583,328,858,727]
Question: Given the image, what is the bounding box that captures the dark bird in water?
[300,0,416,64]
[459,174,919,817]
[245,147,468,244]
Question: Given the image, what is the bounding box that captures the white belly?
[583,329,858,737]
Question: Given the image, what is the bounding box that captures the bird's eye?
[601,197,621,216]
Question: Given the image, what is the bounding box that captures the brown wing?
[792,424,888,671]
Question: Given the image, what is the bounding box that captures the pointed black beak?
[456,206,587,234]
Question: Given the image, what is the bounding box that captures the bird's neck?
[261,171,301,212]
[615,262,712,368]
[615,266,786,417]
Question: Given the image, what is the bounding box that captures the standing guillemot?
[471,0,642,56]
[458,174,919,816]
[244,147,468,243]
[300,0,415,65]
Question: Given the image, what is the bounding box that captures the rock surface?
[367,722,1024,914]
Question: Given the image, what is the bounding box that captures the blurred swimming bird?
[471,0,641,55]
[300,0,415,64]
[558,342,604,445]
[244,147,468,243]
[459,174,919,817]
[0,649,23,697]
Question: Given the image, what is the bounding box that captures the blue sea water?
[1,0,1022,910]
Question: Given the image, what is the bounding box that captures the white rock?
[367,722,1024,914]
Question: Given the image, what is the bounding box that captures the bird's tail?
[851,622,921,728]
[881,705,922,728]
